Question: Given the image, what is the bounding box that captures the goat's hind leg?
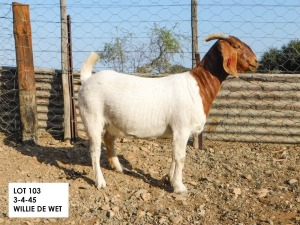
[88,123,106,189]
[104,131,123,173]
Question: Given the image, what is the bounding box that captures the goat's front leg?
[169,130,190,194]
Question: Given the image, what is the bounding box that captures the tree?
[281,40,300,72]
[259,48,283,73]
[147,24,184,73]
[100,34,132,73]
[259,40,300,73]
[99,24,186,73]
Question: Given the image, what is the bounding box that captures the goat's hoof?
[173,183,188,194]
[115,164,124,173]
[109,158,124,173]
[110,164,123,173]
[95,181,107,189]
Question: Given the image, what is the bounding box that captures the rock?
[199,204,206,217]
[169,215,183,224]
[255,188,269,198]
[279,151,287,159]
[146,212,153,217]
[277,186,289,192]
[121,138,131,143]
[101,204,111,211]
[287,179,298,185]
[141,193,151,201]
[151,142,160,147]
[188,180,198,186]
[138,210,146,217]
[112,206,120,212]
[159,216,168,224]
[173,194,187,202]
[139,146,148,151]
[233,187,242,195]
[135,189,148,198]
[233,188,242,199]
[242,174,252,180]
[214,179,222,188]
[208,148,214,153]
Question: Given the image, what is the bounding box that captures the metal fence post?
[67,15,77,142]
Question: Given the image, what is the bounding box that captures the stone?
[101,204,111,211]
[135,189,148,198]
[169,215,183,224]
[138,210,146,217]
[112,206,120,212]
[256,188,269,198]
[233,188,242,195]
[287,179,298,185]
[141,193,151,201]
[233,187,242,199]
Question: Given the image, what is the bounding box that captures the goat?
[78,33,258,193]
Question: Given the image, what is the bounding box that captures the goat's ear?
[219,40,238,77]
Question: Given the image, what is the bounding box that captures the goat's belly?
[105,122,172,139]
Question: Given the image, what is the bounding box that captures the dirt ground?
[0,132,299,225]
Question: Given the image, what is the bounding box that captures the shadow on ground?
[3,133,172,192]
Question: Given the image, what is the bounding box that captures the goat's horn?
[203,33,229,42]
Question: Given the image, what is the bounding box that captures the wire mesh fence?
[0,67,19,134]
[0,0,300,143]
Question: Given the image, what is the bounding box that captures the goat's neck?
[190,59,228,117]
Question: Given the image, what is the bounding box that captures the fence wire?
[1,0,300,143]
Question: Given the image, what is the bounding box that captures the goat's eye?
[234,45,242,49]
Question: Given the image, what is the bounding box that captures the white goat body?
[80,69,206,139]
[79,53,206,193]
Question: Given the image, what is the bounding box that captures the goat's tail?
[80,52,100,84]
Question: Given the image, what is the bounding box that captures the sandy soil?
[0,132,299,225]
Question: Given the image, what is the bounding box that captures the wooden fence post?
[191,0,198,67]
[60,0,71,143]
[12,2,38,144]
[191,0,203,149]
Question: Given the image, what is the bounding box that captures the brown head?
[190,34,258,117]
[202,33,258,78]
